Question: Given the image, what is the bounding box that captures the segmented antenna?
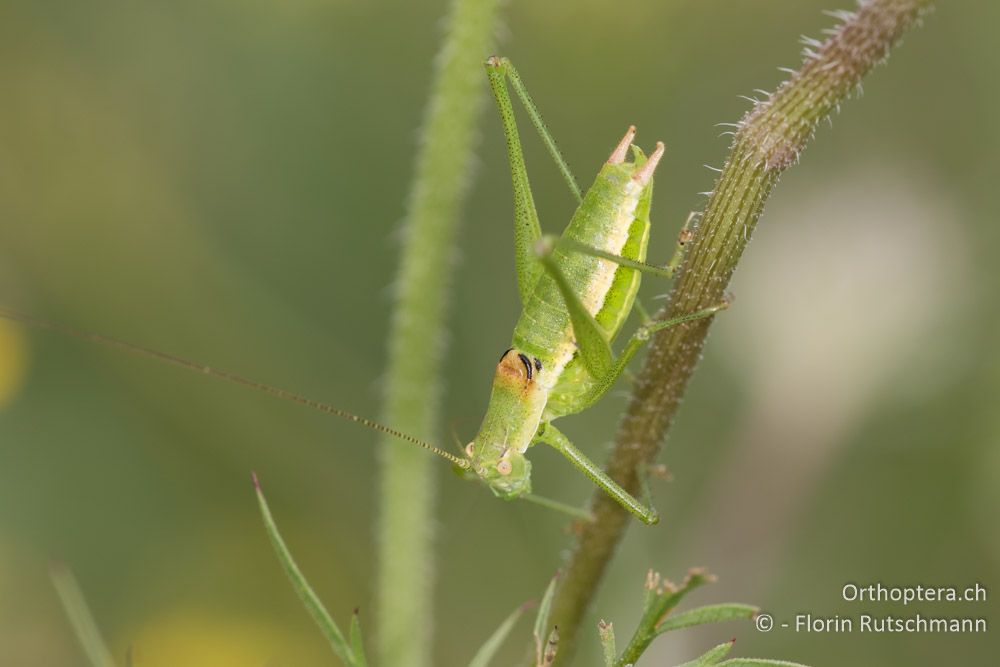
[0,306,470,469]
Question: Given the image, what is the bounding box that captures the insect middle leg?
[548,210,699,281]
[566,298,730,417]
[536,238,729,410]
[529,300,727,524]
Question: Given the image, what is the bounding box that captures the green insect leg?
[534,422,659,525]
[485,57,581,201]
[555,235,674,279]
[485,56,581,304]
[534,238,614,380]
[633,298,653,326]
[551,209,698,281]
[520,493,594,522]
[568,300,731,416]
[535,232,729,412]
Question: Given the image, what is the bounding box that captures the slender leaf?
[534,573,559,664]
[253,473,356,666]
[674,640,735,667]
[656,570,714,619]
[655,604,759,635]
[50,565,117,667]
[468,603,528,667]
[641,570,661,614]
[349,610,369,667]
[716,660,812,666]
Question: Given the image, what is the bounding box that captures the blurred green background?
[0,1,995,665]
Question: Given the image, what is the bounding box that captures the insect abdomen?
[512,161,645,386]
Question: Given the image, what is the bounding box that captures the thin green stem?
[376,1,504,666]
[545,1,935,662]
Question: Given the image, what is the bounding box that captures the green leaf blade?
[253,473,356,666]
[716,660,812,666]
[50,566,117,667]
[467,602,528,667]
[349,610,369,667]
[675,639,735,667]
[533,572,560,660]
[655,603,759,635]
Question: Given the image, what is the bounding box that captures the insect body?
[461,58,727,524]
[467,126,656,500]
[0,57,726,525]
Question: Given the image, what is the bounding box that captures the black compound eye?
[517,353,533,380]
[533,357,542,371]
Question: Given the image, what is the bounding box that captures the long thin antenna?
[0,306,470,469]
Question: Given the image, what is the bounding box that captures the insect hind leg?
[486,56,581,201]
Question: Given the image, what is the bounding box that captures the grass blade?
[50,565,117,667]
[253,472,356,665]
[467,602,529,667]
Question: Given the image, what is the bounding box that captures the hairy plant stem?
[546,1,934,662]
[376,1,503,666]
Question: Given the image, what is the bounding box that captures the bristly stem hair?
[544,0,935,661]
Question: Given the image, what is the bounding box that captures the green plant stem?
[376,1,503,666]
[545,1,934,662]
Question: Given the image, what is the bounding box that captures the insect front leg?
[533,422,659,525]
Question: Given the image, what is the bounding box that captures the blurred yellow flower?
[125,610,324,667]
